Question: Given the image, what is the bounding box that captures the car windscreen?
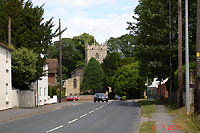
[97,93,106,96]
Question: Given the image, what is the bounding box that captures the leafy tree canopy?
[107,34,136,57]
[12,47,38,89]
[112,62,145,98]
[81,57,104,94]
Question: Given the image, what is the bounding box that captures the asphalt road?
[0,101,141,133]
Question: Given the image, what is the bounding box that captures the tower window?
[73,78,77,88]
[96,53,99,59]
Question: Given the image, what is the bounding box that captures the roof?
[46,58,58,73]
[0,43,13,52]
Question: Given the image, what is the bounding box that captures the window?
[96,53,99,59]
[44,88,46,96]
[6,51,8,63]
[6,83,9,104]
[40,87,42,96]
[73,78,77,88]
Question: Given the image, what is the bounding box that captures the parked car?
[114,95,121,100]
[66,96,78,101]
[94,93,108,102]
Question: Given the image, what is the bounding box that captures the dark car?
[94,93,108,102]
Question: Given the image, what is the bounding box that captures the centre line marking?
[46,125,63,133]
[89,110,94,113]
[68,118,78,124]
[80,114,87,118]
[95,108,99,111]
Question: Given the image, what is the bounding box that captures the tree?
[127,0,197,82]
[101,52,123,88]
[81,57,104,93]
[12,47,38,89]
[47,33,97,79]
[0,0,59,81]
[112,62,145,98]
[107,34,136,57]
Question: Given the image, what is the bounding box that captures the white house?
[0,43,13,110]
[32,64,49,106]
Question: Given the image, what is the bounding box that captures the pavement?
[141,104,184,133]
[0,101,82,123]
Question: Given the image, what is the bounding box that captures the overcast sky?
[31,0,138,44]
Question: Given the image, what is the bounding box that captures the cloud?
[31,0,138,43]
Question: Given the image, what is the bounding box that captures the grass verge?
[139,121,157,133]
[165,104,200,132]
[138,100,155,118]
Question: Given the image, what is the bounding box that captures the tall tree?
[81,57,104,94]
[0,0,59,82]
[127,0,197,84]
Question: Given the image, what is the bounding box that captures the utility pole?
[185,0,190,116]
[59,18,62,103]
[8,16,11,45]
[178,0,183,106]
[169,0,172,104]
[195,0,200,114]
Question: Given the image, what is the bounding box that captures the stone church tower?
[64,42,107,96]
[85,42,107,64]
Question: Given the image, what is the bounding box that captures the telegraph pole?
[59,18,62,103]
[195,0,200,114]
[185,0,190,116]
[178,0,183,106]
[169,0,172,104]
[8,16,11,45]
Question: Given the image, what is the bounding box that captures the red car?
[66,96,78,101]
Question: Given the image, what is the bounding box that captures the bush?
[122,96,127,100]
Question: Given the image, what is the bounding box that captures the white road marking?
[80,114,87,118]
[68,118,78,124]
[89,110,95,114]
[46,125,63,133]
[95,108,99,111]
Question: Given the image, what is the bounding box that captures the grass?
[165,104,200,132]
[138,100,156,118]
[139,121,157,133]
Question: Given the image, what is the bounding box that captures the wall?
[0,46,12,110]
[64,76,80,96]
[11,89,19,107]
[78,95,94,101]
[19,90,35,108]
[48,73,57,86]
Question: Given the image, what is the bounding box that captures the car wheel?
[106,100,108,102]
[94,100,96,102]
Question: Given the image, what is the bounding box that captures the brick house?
[46,59,58,86]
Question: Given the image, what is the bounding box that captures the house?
[32,64,49,106]
[0,43,13,110]
[46,59,58,86]
[147,78,168,99]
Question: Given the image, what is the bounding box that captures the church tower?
[85,42,107,64]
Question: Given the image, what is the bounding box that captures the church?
[63,42,107,96]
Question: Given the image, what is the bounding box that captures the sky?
[31,0,138,44]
